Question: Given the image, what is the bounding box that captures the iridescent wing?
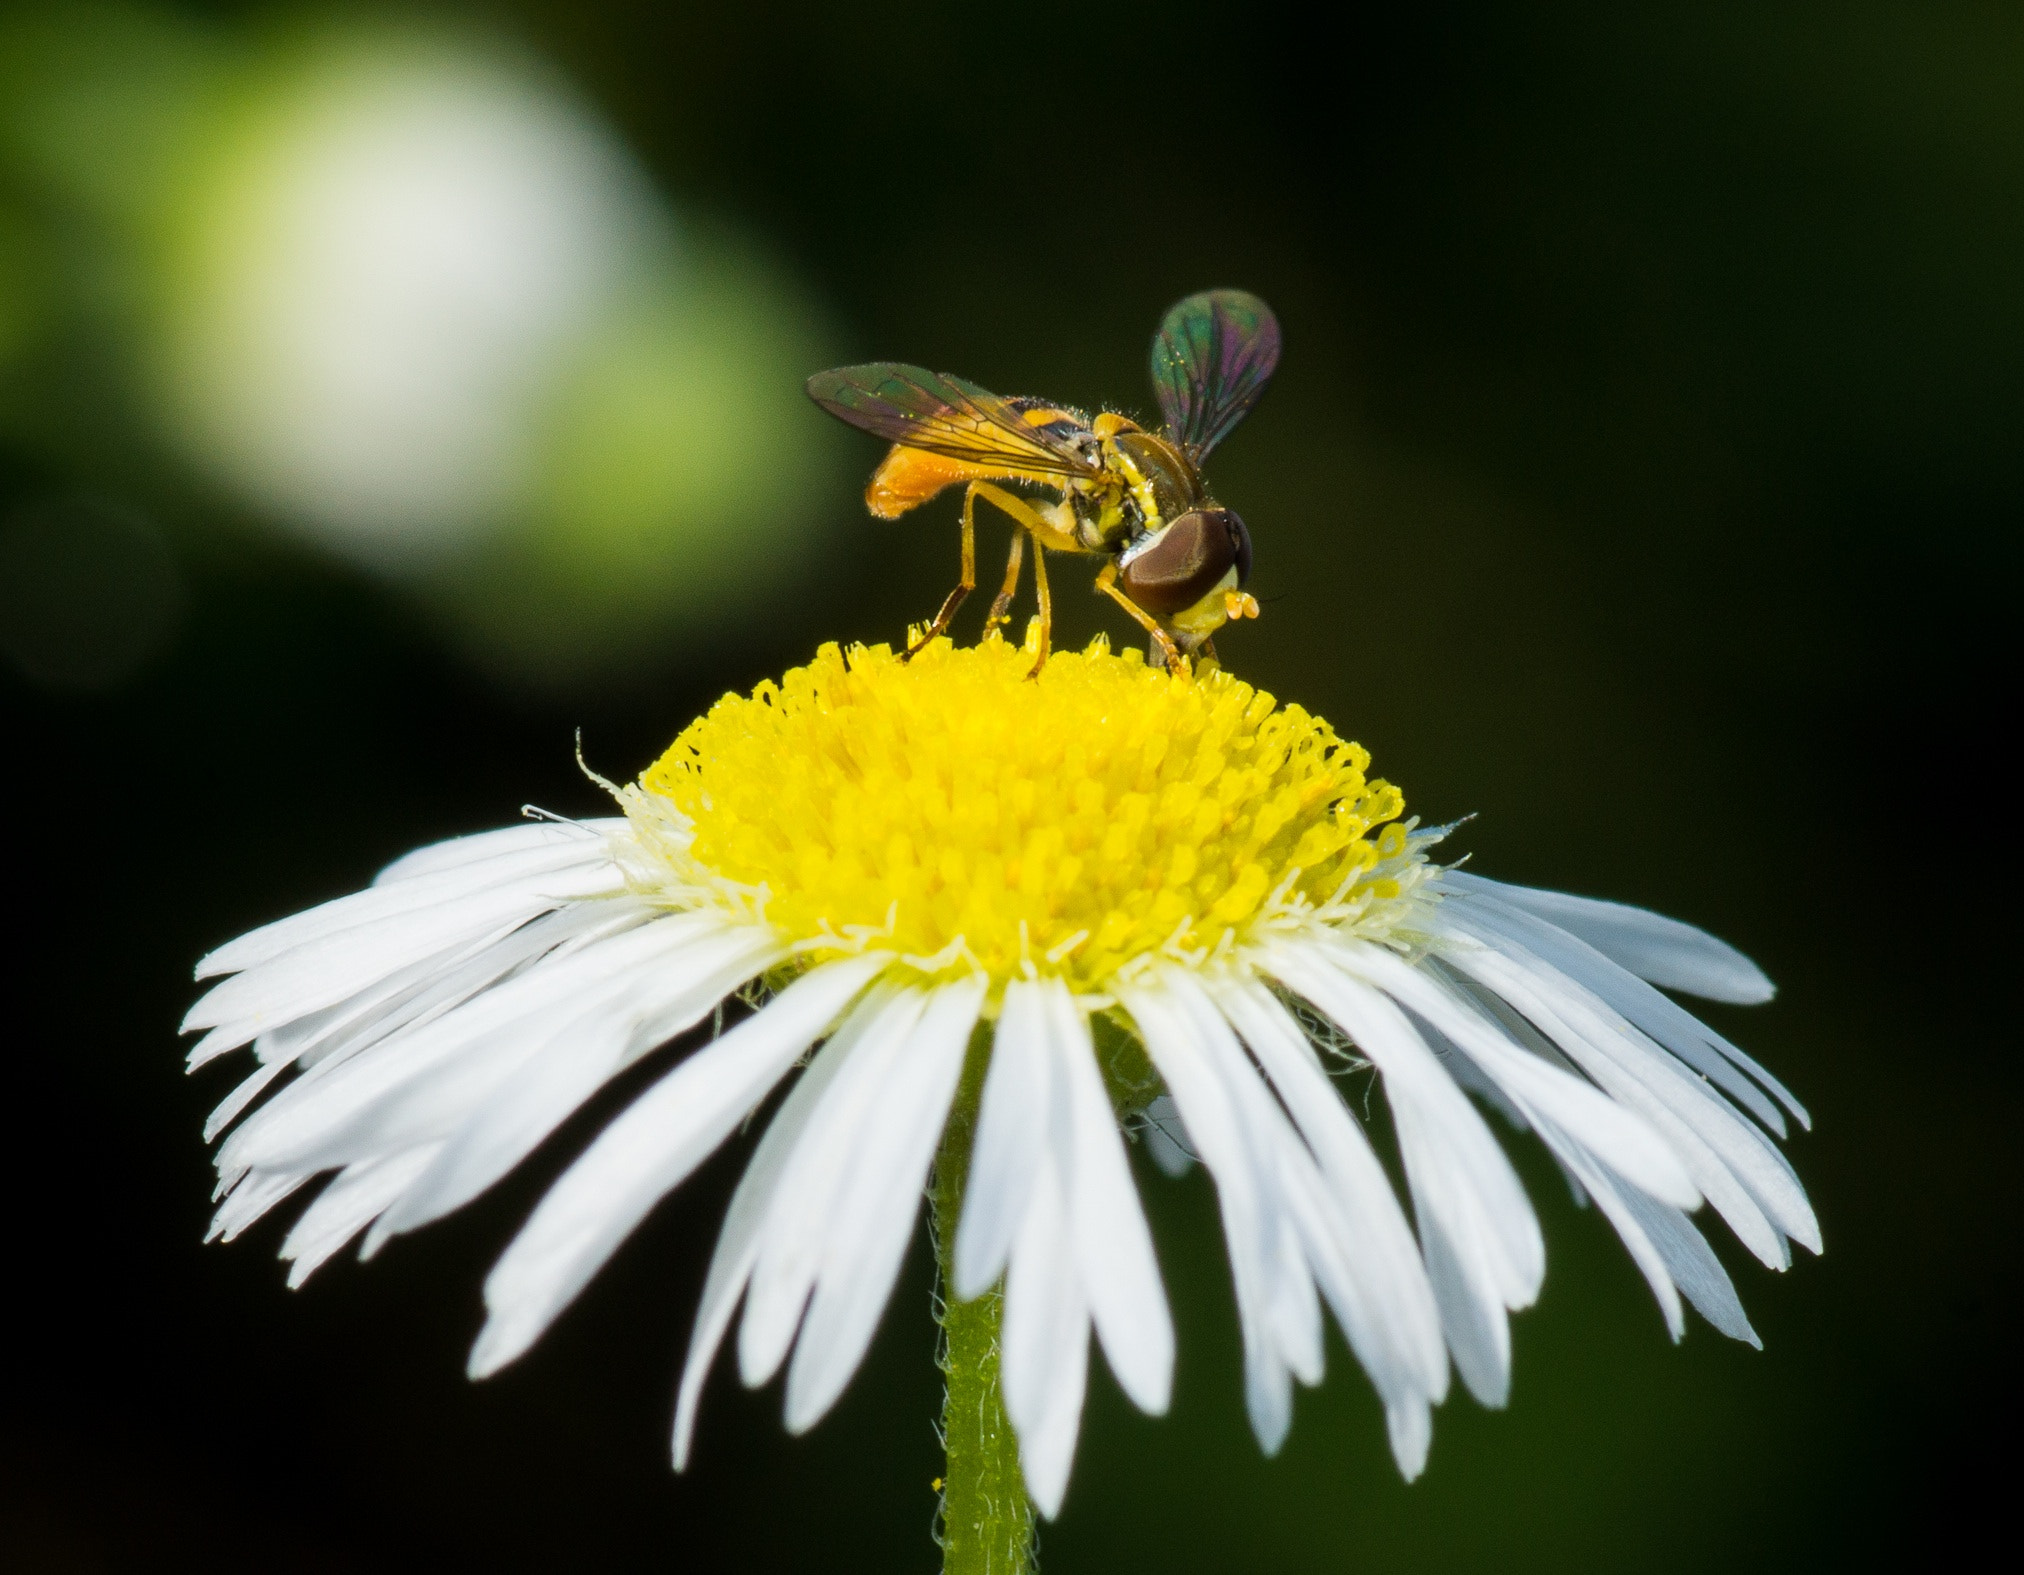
[1148,290,1282,461]
[806,363,1101,477]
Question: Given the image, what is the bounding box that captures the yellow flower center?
[629,630,1408,993]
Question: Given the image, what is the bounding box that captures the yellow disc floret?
[624,630,1409,994]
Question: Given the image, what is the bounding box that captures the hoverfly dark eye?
[1118,509,1244,615]
[1223,508,1252,586]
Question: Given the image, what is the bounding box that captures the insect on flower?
[806,289,1278,675]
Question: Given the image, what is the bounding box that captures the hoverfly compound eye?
[1118,509,1245,616]
[1223,508,1253,586]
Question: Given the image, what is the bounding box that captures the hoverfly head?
[1117,507,1252,617]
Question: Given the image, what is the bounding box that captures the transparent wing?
[806,363,1100,477]
[1149,290,1282,461]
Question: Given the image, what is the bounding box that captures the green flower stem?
[933,1036,1036,1575]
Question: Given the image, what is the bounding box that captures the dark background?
[2,2,2015,1570]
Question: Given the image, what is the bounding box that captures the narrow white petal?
[998,1163,1088,1521]
[1532,1118,1686,1340]
[1044,979,1173,1417]
[281,1148,441,1287]
[1213,980,1449,1411]
[1120,976,1304,1452]
[1444,937,1818,1261]
[219,915,714,1176]
[1444,886,1809,1132]
[669,994,875,1467]
[952,981,1052,1300]
[1614,1185,1761,1346]
[196,832,618,982]
[469,953,888,1382]
[204,1057,291,1144]
[373,818,625,887]
[367,928,782,1247]
[784,978,984,1431]
[1262,942,1541,1408]
[738,988,930,1388]
[1447,873,1774,1004]
[1336,942,1700,1211]
[1265,943,1543,1301]
[1420,1210,1512,1406]
[1139,1094,1196,1177]
[206,1168,312,1243]
[1386,1396,1434,1481]
[1161,975,1325,1395]
[183,858,627,1049]
[194,902,620,1076]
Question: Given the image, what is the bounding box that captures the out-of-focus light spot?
[158,39,659,565]
[1,13,847,691]
[0,496,184,691]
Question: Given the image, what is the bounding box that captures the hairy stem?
[933,1035,1035,1575]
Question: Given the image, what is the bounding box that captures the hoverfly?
[806,289,1280,676]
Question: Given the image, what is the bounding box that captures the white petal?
[220,914,715,1176]
[670,991,878,1467]
[1444,884,1808,1131]
[998,1162,1088,1521]
[364,928,782,1248]
[1448,873,1774,1004]
[472,952,889,1382]
[373,818,625,887]
[197,831,617,981]
[281,1148,441,1287]
[1212,980,1449,1413]
[1139,1094,1196,1177]
[1265,944,1543,1302]
[1614,1184,1761,1346]
[784,977,984,1431]
[738,988,930,1388]
[206,1167,312,1243]
[204,1057,291,1144]
[1386,1396,1435,1481]
[1161,974,1325,1395]
[194,902,617,1076]
[1336,941,1700,1211]
[953,981,1052,1300]
[1119,975,1306,1452]
[1261,942,1542,1408]
[184,858,627,1047]
[1531,1117,1686,1340]
[1044,979,1173,1417]
[1442,934,1818,1262]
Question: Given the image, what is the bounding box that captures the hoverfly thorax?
[1106,428,1203,529]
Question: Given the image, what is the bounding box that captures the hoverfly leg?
[983,528,1026,637]
[1095,560,1188,680]
[903,483,982,660]
[1027,536,1053,678]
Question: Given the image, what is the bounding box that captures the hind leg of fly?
[906,481,1058,660]
[903,487,979,659]
[983,528,1026,637]
[1027,534,1054,677]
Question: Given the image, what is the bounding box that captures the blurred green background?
[0,2,2012,1570]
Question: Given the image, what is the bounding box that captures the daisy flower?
[186,629,1816,1565]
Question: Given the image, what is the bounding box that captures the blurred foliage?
[1,2,2015,1572]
